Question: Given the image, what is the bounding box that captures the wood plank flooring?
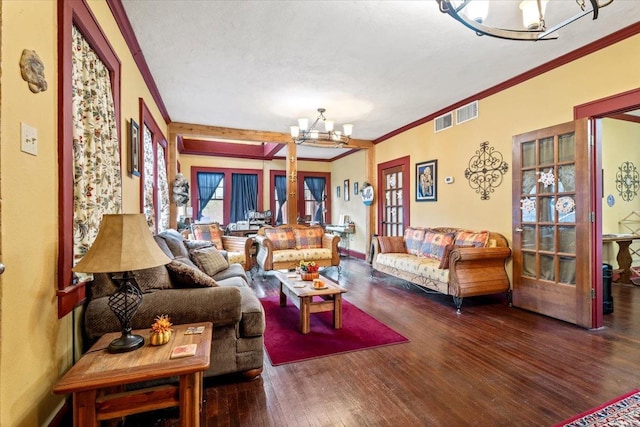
[122,258,640,427]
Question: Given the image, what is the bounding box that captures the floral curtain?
[143,125,156,231]
[71,25,122,266]
[157,145,170,231]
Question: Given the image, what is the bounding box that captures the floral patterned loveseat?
[255,224,340,273]
[371,227,511,312]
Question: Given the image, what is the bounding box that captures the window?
[58,0,122,317]
[140,100,169,233]
[270,171,331,225]
[191,167,263,225]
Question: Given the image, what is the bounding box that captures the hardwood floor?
[122,258,640,426]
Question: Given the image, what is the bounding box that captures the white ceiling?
[121,1,640,159]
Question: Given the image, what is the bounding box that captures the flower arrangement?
[299,260,319,273]
[299,260,320,281]
[150,314,173,346]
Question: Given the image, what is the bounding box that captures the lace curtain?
[143,124,170,232]
[71,25,122,266]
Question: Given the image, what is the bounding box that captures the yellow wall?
[374,34,640,244]
[331,150,367,253]
[601,118,640,265]
[0,1,166,425]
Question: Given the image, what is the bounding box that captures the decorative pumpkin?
[150,314,173,346]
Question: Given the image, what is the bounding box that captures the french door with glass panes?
[378,158,409,236]
[512,119,592,327]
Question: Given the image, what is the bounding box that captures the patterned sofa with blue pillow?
[371,227,511,312]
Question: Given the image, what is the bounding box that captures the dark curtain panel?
[196,172,224,220]
[230,173,258,223]
[304,177,326,224]
[275,175,287,225]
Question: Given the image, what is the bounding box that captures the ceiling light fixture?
[436,0,614,41]
[290,108,353,147]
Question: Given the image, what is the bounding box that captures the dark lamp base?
[107,332,145,353]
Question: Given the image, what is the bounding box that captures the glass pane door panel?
[558,165,575,192]
[539,137,555,165]
[522,170,537,194]
[540,254,555,281]
[558,197,576,223]
[523,253,536,278]
[522,197,536,222]
[559,257,576,285]
[558,133,575,162]
[522,141,536,167]
[522,225,536,249]
[539,226,555,251]
[558,226,576,254]
[539,196,556,222]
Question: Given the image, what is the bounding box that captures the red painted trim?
[377,156,410,235]
[271,155,335,163]
[190,166,264,224]
[263,142,283,158]
[574,87,640,119]
[375,22,640,144]
[106,0,170,123]
[608,113,640,124]
[344,250,366,260]
[58,0,122,318]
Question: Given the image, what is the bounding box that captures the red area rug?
[553,389,640,426]
[260,296,409,366]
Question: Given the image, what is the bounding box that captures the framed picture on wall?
[354,181,359,195]
[129,118,140,177]
[336,185,340,198]
[416,159,437,202]
[344,179,350,201]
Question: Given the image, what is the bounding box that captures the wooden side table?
[53,322,212,427]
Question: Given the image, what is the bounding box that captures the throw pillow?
[157,230,190,259]
[378,236,406,254]
[454,230,489,248]
[264,226,296,250]
[190,246,230,277]
[418,231,455,260]
[404,227,427,256]
[191,223,224,249]
[438,244,475,269]
[133,265,173,292]
[172,255,199,269]
[166,259,218,288]
[294,227,324,249]
[184,239,214,251]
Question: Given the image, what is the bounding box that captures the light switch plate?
[21,122,38,156]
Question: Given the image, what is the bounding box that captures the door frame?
[574,87,640,329]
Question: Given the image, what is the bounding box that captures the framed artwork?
[354,181,359,195]
[416,159,437,202]
[129,118,140,177]
[336,185,340,198]
[344,179,350,201]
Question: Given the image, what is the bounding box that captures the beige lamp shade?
[72,214,171,273]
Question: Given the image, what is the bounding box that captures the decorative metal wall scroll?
[615,161,640,202]
[464,141,509,200]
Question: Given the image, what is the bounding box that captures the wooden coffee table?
[53,322,212,427]
[274,271,348,334]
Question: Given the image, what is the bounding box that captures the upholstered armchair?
[191,223,254,271]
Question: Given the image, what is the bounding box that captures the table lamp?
[73,214,171,353]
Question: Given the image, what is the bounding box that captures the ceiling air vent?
[434,112,453,133]
[456,101,478,125]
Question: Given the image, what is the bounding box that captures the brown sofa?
[371,227,511,312]
[83,229,265,379]
[255,224,340,272]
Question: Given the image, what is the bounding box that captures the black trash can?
[603,263,614,314]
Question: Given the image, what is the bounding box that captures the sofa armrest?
[322,233,340,265]
[222,235,254,270]
[448,247,512,298]
[255,234,274,271]
[84,287,242,344]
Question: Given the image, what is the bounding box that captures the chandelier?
[436,0,614,41]
[290,108,353,146]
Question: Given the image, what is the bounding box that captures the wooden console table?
[53,322,212,427]
[603,234,640,284]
